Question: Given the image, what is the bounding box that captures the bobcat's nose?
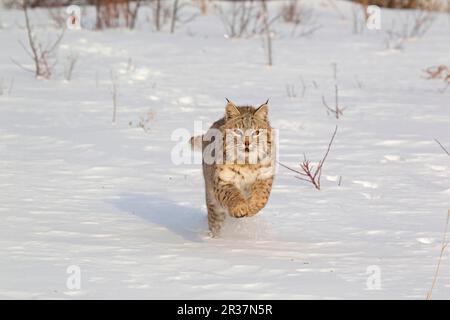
[244,138,250,152]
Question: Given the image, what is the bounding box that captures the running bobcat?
[191,99,276,237]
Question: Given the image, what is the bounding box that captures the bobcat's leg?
[206,198,226,237]
[246,177,274,217]
[214,177,249,218]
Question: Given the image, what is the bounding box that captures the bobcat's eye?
[232,129,244,137]
[253,129,261,137]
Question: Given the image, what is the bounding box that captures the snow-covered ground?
[0,0,449,299]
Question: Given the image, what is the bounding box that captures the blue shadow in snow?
[109,193,206,243]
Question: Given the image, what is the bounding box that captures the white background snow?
[0,0,449,299]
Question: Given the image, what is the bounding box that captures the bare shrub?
[279,126,338,191]
[48,7,66,28]
[170,0,180,33]
[148,0,175,31]
[385,23,406,50]
[286,76,307,99]
[96,0,128,29]
[110,70,118,124]
[216,0,261,38]
[322,85,347,119]
[285,84,297,98]
[281,0,300,23]
[423,65,450,91]
[326,0,347,19]
[216,0,277,65]
[130,110,156,132]
[64,53,78,81]
[423,65,450,82]
[353,0,443,10]
[152,0,163,31]
[95,0,142,29]
[128,0,142,29]
[170,0,198,33]
[281,0,321,37]
[408,9,437,37]
[385,5,437,49]
[3,0,72,8]
[13,2,64,79]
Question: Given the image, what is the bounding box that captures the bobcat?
[191,99,276,237]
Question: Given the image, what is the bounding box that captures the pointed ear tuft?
[225,99,240,120]
[255,102,269,121]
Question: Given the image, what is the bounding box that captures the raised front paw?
[246,197,265,217]
[229,201,250,218]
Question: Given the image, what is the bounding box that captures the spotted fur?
[196,100,276,237]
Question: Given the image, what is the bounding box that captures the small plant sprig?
[322,85,346,119]
[424,65,450,92]
[279,126,338,190]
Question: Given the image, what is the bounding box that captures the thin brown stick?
[278,161,304,176]
[435,139,450,156]
[261,0,273,66]
[170,0,179,33]
[64,54,78,81]
[110,70,118,124]
[22,2,43,77]
[322,85,346,119]
[129,0,142,29]
[426,210,450,300]
[315,125,338,182]
[11,58,34,73]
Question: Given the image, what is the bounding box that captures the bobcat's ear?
[254,100,269,121]
[225,98,240,120]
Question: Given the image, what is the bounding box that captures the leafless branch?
[435,139,450,156]
[11,58,34,73]
[279,126,338,190]
[261,0,272,66]
[128,0,142,29]
[217,0,260,38]
[110,70,118,124]
[281,0,321,38]
[170,0,179,33]
[16,1,64,79]
[424,65,450,92]
[322,85,346,119]
[170,0,198,33]
[426,210,450,300]
[64,53,78,81]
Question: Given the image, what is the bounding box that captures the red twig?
[279,126,338,190]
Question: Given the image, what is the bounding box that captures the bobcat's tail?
[189,135,203,151]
